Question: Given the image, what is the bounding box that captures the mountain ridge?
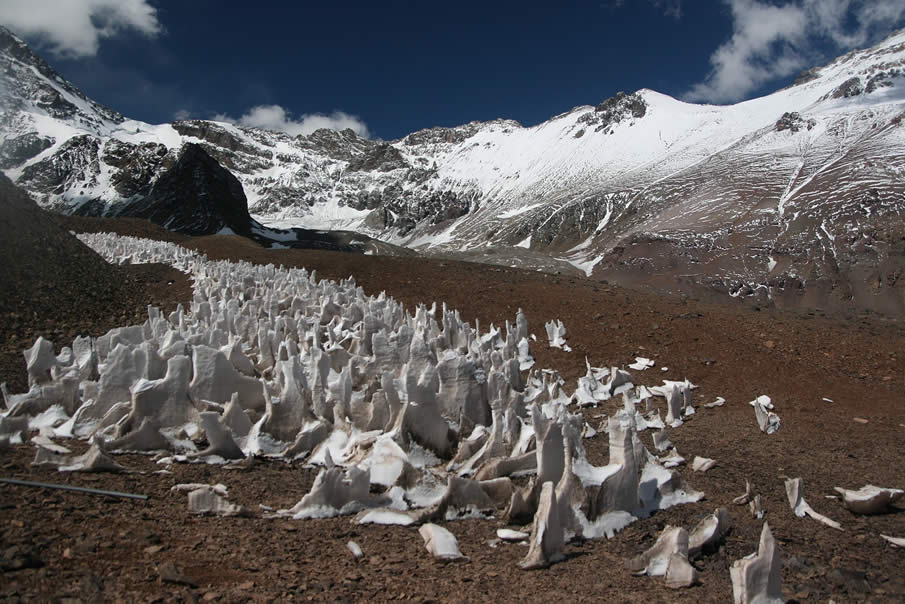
[1,25,904,313]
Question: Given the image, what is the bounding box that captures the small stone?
[853,417,869,424]
[143,545,164,555]
[238,581,254,590]
[157,561,196,587]
[202,592,219,602]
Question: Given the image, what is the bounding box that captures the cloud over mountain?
[213,104,371,139]
[684,0,905,103]
[0,0,161,58]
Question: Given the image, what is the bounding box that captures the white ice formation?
[544,320,571,352]
[881,534,905,548]
[692,456,717,473]
[419,523,466,561]
[730,523,783,604]
[497,528,529,541]
[704,396,725,408]
[649,380,695,427]
[346,541,364,559]
[688,507,730,558]
[784,477,842,530]
[628,357,654,371]
[2,233,708,568]
[183,485,249,517]
[627,507,727,589]
[519,481,565,570]
[733,480,765,519]
[750,395,780,434]
[833,485,904,515]
[628,525,689,577]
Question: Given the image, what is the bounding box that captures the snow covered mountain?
[2,25,904,313]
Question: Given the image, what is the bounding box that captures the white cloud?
[214,104,371,139]
[652,0,682,19]
[0,0,161,58]
[683,0,905,103]
[173,109,192,121]
[605,0,681,18]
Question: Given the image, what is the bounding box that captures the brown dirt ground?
[2,216,904,603]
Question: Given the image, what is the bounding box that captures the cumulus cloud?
[0,0,161,58]
[683,0,905,103]
[213,104,371,139]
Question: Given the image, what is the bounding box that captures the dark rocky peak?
[346,143,408,172]
[116,142,252,236]
[775,112,816,133]
[19,134,101,196]
[594,91,647,118]
[828,76,864,99]
[299,127,374,161]
[0,132,55,169]
[172,120,262,156]
[578,91,648,134]
[0,26,123,124]
[865,67,903,94]
[403,124,480,147]
[0,25,39,65]
[102,139,173,198]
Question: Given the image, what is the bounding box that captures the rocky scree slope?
[2,26,905,313]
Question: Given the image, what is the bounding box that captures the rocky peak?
[775,112,816,133]
[116,143,252,236]
[577,91,647,135]
[172,120,262,156]
[403,124,481,147]
[346,143,408,172]
[300,127,373,160]
[19,134,101,198]
[0,26,123,125]
[829,76,865,99]
[0,132,55,169]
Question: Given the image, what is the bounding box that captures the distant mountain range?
[1,25,904,313]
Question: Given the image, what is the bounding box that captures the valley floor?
[1,217,904,602]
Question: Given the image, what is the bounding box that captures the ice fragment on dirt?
[881,534,905,547]
[186,485,250,517]
[628,357,654,371]
[688,507,730,558]
[730,522,783,604]
[750,395,780,434]
[692,456,717,473]
[833,485,904,515]
[419,523,466,561]
[497,528,529,541]
[627,525,688,576]
[784,477,842,530]
[519,481,565,569]
[544,319,571,352]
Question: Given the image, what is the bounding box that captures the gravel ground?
[1,214,904,603]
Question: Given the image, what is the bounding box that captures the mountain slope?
[1,26,904,313]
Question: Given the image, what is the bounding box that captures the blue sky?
[2,0,904,140]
